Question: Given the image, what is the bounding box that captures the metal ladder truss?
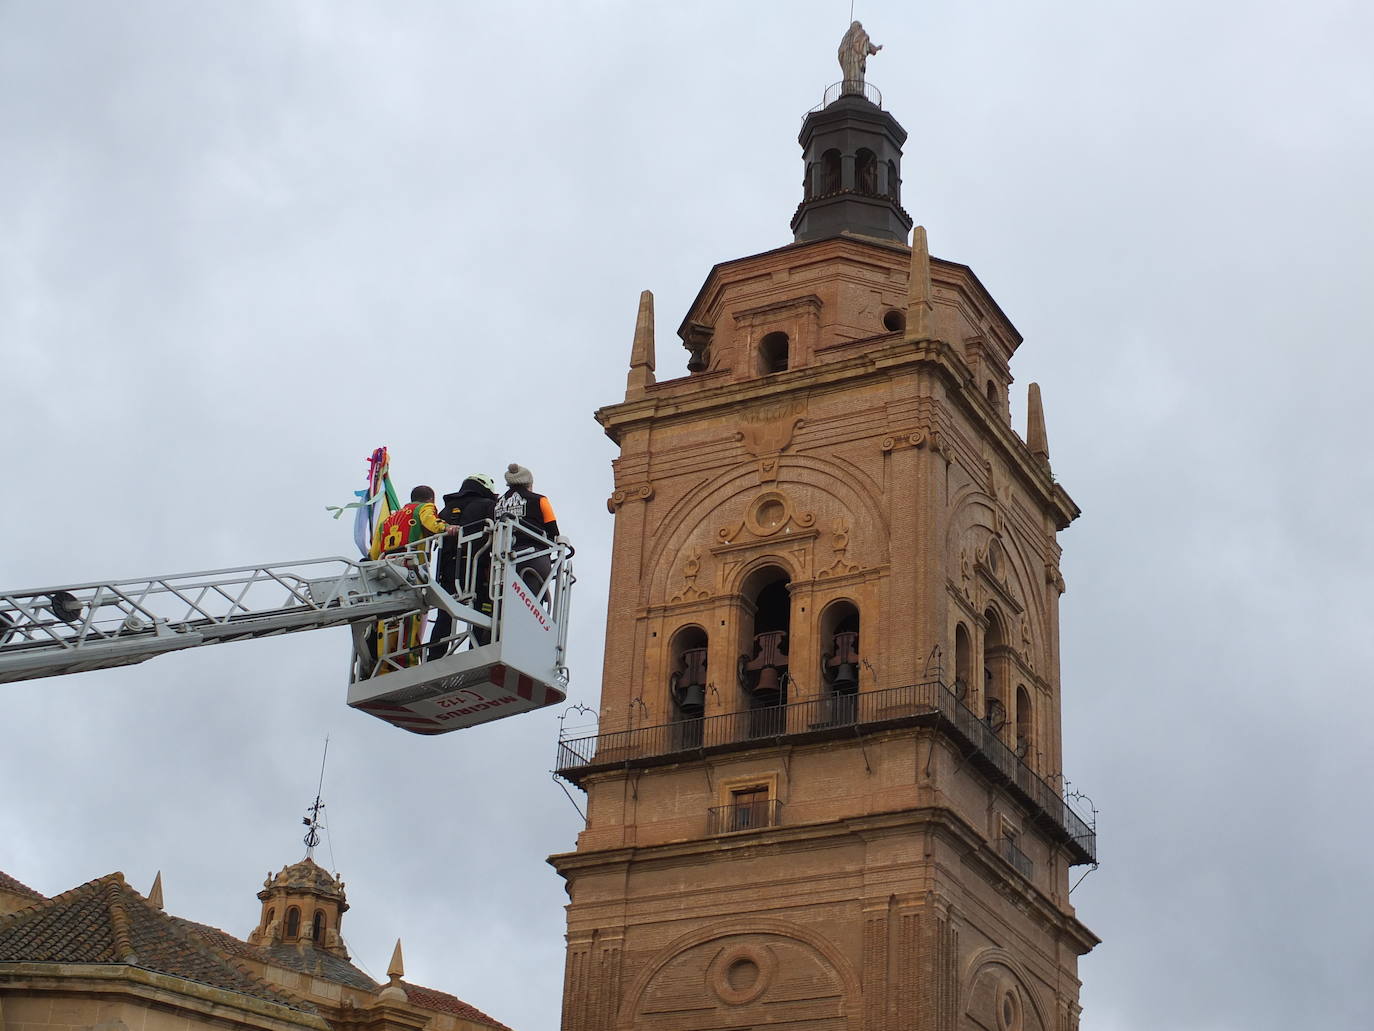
[0,528,492,685]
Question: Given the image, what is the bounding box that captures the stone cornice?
[596,336,1078,529]
[0,963,329,1031]
[674,236,1023,351]
[547,805,1097,952]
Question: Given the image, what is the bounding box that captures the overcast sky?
[3,2,1372,1029]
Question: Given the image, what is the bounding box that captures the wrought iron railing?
[804,80,883,122]
[997,837,1034,880]
[708,799,782,835]
[555,679,1096,865]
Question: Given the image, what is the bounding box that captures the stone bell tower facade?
[551,67,1098,1031]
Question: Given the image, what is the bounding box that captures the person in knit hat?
[494,463,561,596]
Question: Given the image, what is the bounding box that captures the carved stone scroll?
[880,422,943,454]
[607,483,654,512]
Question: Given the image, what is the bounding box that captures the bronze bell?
[831,662,858,692]
[671,646,708,715]
[825,630,860,693]
[676,682,705,712]
[755,666,781,693]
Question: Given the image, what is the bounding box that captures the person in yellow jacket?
[369,485,453,560]
[370,485,456,669]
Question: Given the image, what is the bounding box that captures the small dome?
[250,855,351,956]
[266,857,343,896]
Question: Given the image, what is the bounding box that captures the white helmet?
[468,472,497,494]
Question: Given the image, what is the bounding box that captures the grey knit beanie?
[505,463,534,488]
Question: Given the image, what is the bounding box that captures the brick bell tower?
[551,50,1099,1031]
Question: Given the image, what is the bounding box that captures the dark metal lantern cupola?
[791,22,912,245]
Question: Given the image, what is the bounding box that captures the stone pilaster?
[562,930,623,1031]
[861,901,889,1031]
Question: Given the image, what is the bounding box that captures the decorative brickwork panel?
[562,938,622,1031]
[627,930,855,1030]
[964,958,1045,1031]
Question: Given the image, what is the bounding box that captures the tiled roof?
[258,943,379,993]
[173,915,267,961]
[0,870,509,1030]
[0,871,44,901]
[0,873,307,1012]
[401,980,513,1031]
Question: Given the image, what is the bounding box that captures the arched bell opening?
[954,622,972,703]
[668,624,709,749]
[983,608,1010,742]
[1015,684,1033,765]
[311,910,325,943]
[820,600,861,726]
[285,906,301,940]
[820,148,842,194]
[855,148,878,195]
[738,566,792,736]
[887,159,900,203]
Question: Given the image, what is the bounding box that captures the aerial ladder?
[0,516,574,735]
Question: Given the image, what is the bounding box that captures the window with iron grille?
[709,786,780,834]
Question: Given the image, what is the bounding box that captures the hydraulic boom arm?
[0,554,482,685]
[0,517,573,738]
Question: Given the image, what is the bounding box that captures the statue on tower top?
[838,21,882,95]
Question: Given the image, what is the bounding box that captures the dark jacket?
[436,479,497,588]
[494,485,560,539]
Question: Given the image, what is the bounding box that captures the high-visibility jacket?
[370,501,448,560]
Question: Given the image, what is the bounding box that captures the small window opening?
[727,784,772,831]
[265,907,276,930]
[285,906,300,939]
[887,160,900,203]
[759,332,789,375]
[803,162,815,201]
[986,380,999,409]
[311,911,325,942]
[820,149,841,194]
[856,148,878,194]
[882,309,905,333]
